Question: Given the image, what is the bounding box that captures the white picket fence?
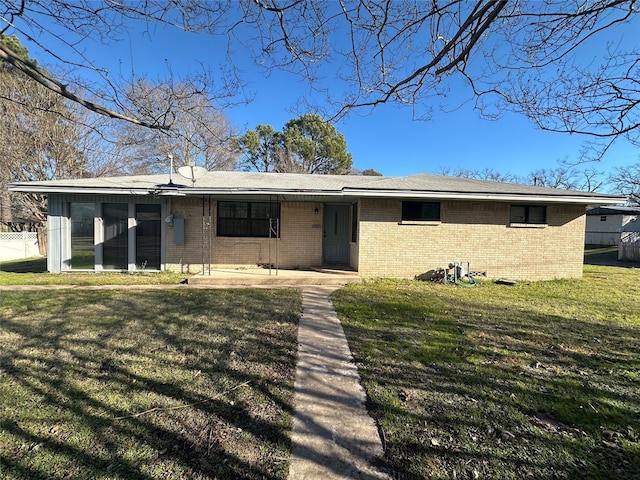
[0,231,41,261]
[619,232,640,261]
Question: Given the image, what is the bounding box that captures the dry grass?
[0,288,300,480]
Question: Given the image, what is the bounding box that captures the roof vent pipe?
[168,154,175,186]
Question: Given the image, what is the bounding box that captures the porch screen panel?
[70,202,95,269]
[103,203,128,269]
[136,204,161,270]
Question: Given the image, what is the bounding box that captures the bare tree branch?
[1,0,639,148]
[0,42,170,129]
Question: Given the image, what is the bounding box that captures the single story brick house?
[9,171,623,280]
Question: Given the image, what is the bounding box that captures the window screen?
[217,201,280,237]
[510,205,547,224]
[402,201,440,221]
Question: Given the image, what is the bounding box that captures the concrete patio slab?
[187,268,361,286]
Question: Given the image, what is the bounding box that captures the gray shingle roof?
[8,171,624,204]
[587,206,640,215]
[343,173,593,197]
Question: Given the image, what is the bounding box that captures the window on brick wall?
[402,201,441,221]
[217,201,280,237]
[509,205,547,224]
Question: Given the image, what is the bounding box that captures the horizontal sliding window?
[217,201,280,237]
[402,201,440,222]
[510,205,547,224]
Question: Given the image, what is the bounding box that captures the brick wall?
[165,199,322,273]
[357,198,586,280]
[165,197,586,280]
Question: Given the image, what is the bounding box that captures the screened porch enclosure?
[67,200,163,271]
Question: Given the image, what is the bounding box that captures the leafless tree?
[610,162,640,201]
[0,58,86,224]
[1,1,638,156]
[1,33,239,208]
[439,163,605,191]
[527,167,604,192]
[577,168,606,193]
[438,167,518,183]
[0,3,241,131]
[110,81,240,175]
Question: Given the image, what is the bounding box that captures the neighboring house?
[9,171,623,280]
[585,206,640,246]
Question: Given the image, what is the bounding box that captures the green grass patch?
[0,288,300,479]
[333,265,640,479]
[0,258,184,285]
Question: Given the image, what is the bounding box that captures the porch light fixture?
[314,207,319,215]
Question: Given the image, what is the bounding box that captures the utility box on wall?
[173,217,185,245]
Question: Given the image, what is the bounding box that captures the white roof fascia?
[7,185,154,195]
[9,183,624,205]
[8,184,345,197]
[182,188,345,197]
[343,188,624,205]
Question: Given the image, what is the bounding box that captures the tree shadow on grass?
[0,288,299,480]
[0,257,47,273]
[584,245,640,268]
[334,288,640,480]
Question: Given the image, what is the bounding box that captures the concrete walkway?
[288,287,390,480]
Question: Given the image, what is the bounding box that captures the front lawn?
[333,265,640,479]
[0,258,185,285]
[0,288,300,480]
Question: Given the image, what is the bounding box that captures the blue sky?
[19,8,640,188]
